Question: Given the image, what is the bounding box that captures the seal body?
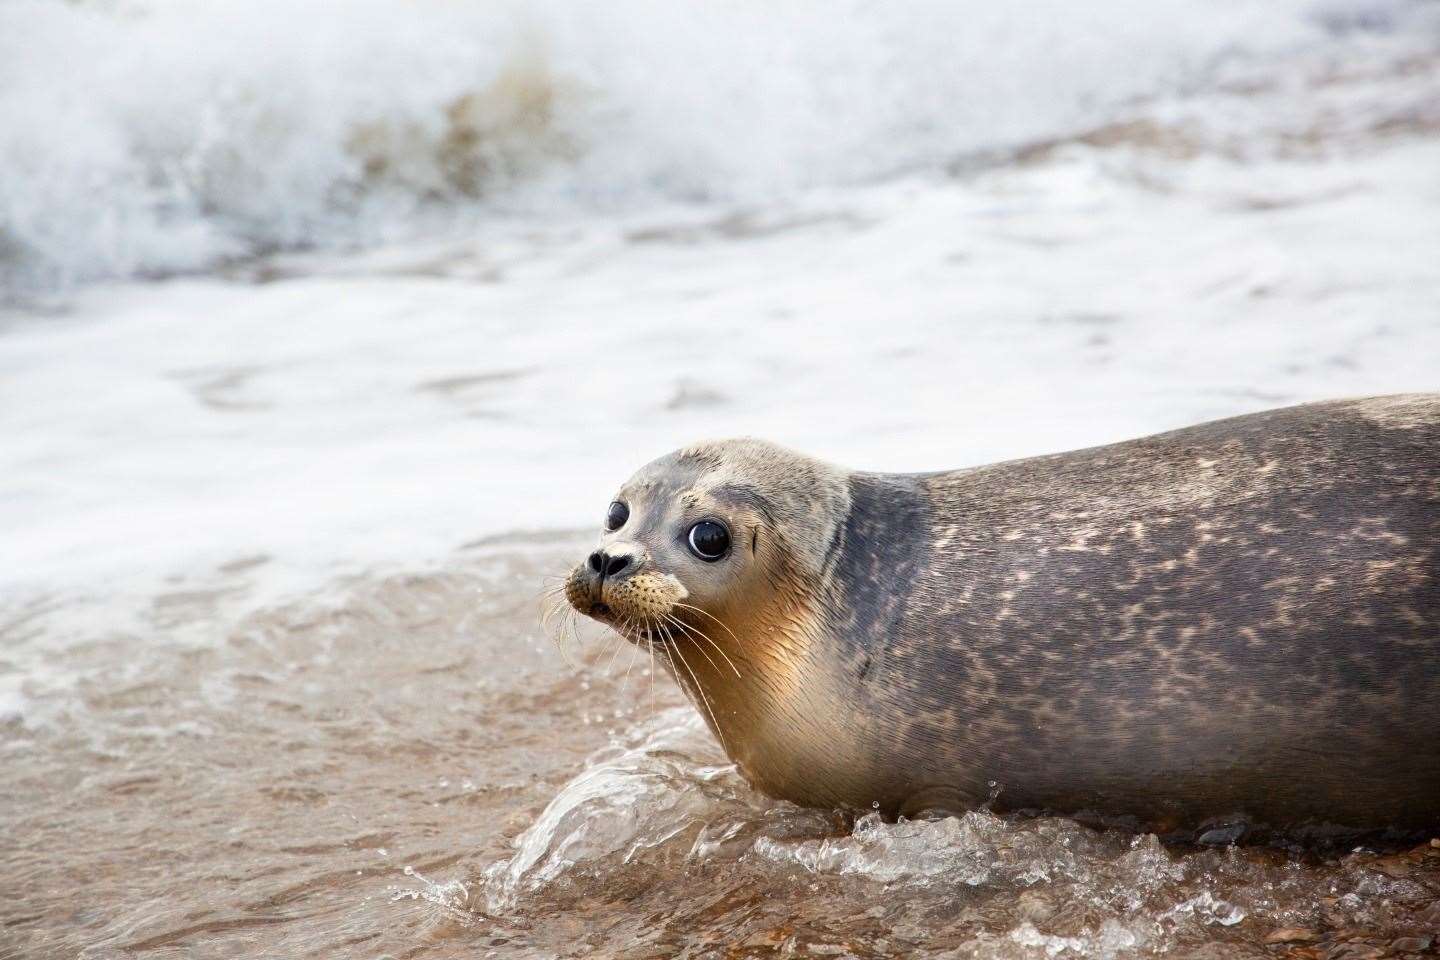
[565,395,1440,838]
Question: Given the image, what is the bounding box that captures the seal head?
[564,438,869,804]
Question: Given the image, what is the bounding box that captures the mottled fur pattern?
[568,395,1440,837]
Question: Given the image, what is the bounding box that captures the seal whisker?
[556,603,582,665]
[616,622,645,697]
[568,608,587,663]
[603,611,639,675]
[589,625,612,672]
[646,621,657,710]
[561,601,588,668]
[543,574,593,669]
[659,620,728,755]
[669,604,746,675]
[539,586,567,624]
[663,615,727,681]
[602,620,630,676]
[538,581,571,604]
[538,588,579,671]
[671,601,743,649]
[664,612,741,679]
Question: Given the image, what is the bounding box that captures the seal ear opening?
[750,525,759,555]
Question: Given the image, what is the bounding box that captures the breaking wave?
[0,0,1433,291]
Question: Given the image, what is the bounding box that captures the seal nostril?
[588,551,605,573]
[605,555,630,576]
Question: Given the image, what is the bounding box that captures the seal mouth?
[589,602,611,617]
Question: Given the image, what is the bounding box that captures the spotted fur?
[569,395,1440,839]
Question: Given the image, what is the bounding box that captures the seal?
[563,395,1440,839]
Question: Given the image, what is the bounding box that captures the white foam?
[2,0,1432,289]
[4,137,1438,613]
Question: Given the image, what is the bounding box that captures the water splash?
[475,698,1440,957]
[394,864,472,911]
[1007,920,1145,959]
[483,707,787,910]
[5,0,1433,290]
[756,812,1009,886]
[1162,890,1247,927]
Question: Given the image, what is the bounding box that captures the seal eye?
[687,520,730,561]
[605,501,629,531]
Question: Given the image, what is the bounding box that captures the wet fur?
[573,396,1440,839]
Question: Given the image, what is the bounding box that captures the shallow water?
[2,537,610,958]
[4,537,1438,960]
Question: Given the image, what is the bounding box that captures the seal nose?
[587,550,631,578]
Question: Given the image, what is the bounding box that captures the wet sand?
[4,535,1438,960]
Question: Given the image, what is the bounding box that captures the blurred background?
[2,2,1439,957]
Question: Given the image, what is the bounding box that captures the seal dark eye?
[686,520,730,561]
[606,501,629,531]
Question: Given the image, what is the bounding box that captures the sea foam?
[2,0,1430,291]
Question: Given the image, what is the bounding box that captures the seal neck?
[681,472,937,808]
[823,472,933,660]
